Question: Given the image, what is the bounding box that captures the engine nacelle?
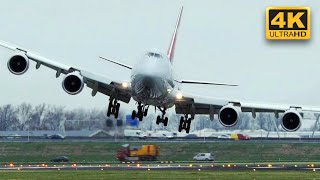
[7,53,29,75]
[62,72,84,95]
[218,104,241,127]
[281,109,302,132]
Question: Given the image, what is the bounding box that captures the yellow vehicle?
[117,144,160,161]
[230,133,250,140]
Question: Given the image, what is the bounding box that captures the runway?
[0,163,318,171]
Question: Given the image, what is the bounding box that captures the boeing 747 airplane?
[1,7,319,133]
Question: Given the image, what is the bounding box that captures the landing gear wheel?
[144,108,148,117]
[186,122,191,134]
[187,118,192,124]
[138,113,143,121]
[164,117,168,126]
[156,116,161,125]
[137,102,144,121]
[131,110,137,120]
[114,103,120,119]
[107,101,112,117]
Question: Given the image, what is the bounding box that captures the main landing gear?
[179,115,192,133]
[156,108,168,126]
[107,99,120,119]
[131,102,149,121]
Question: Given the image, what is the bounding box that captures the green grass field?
[0,170,319,180]
[0,141,320,163]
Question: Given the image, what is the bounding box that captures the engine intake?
[62,72,84,95]
[218,104,241,127]
[281,109,302,132]
[7,53,29,75]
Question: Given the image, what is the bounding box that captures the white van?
[193,153,214,161]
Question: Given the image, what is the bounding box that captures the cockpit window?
[147,52,162,58]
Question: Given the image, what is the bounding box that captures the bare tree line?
[0,103,109,131]
[0,103,316,132]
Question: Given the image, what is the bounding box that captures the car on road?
[50,134,65,139]
[6,133,21,139]
[50,156,69,162]
[217,134,231,139]
[193,153,214,161]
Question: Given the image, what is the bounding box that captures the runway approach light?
[122,82,129,88]
[176,92,183,100]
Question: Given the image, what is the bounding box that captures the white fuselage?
[130,50,179,108]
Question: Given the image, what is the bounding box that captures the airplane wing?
[174,91,320,131]
[0,40,131,103]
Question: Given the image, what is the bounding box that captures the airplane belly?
[131,75,174,107]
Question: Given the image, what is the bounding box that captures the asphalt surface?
[0,164,318,171]
[1,137,320,143]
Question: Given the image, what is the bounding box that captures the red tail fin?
[167,6,183,63]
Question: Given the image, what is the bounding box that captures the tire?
[144,108,148,116]
[138,109,143,121]
[180,117,184,125]
[186,128,190,134]
[114,111,119,119]
[205,158,209,161]
[186,123,191,133]
[187,118,192,124]
[156,116,161,125]
[116,103,120,111]
[164,117,168,126]
[131,110,137,119]
[138,114,143,121]
[107,105,112,117]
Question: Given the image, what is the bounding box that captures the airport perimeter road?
[1,138,320,144]
[0,164,319,171]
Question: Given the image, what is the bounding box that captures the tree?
[0,105,18,131]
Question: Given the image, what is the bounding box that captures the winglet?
[167,6,183,63]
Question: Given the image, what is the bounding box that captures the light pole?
[28,117,31,142]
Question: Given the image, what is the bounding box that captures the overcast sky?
[0,0,319,111]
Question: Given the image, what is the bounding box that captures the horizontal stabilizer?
[99,56,132,70]
[176,80,238,87]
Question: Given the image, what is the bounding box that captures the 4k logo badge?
[266,7,310,40]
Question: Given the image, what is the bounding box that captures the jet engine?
[218,104,241,127]
[7,53,29,75]
[62,72,84,95]
[281,109,302,132]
